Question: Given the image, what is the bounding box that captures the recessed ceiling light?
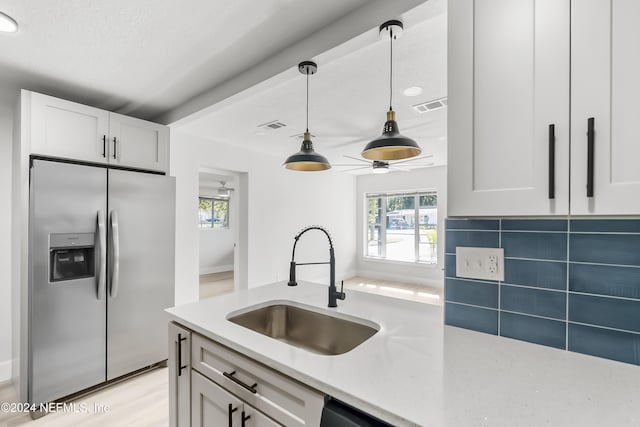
[403,86,423,97]
[0,11,18,33]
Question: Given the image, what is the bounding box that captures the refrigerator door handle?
[109,210,120,299]
[97,211,106,300]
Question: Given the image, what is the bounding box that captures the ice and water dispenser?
[49,233,95,282]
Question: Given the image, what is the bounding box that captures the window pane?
[386,195,415,262]
[212,199,229,229]
[419,194,437,263]
[198,198,213,228]
[366,197,382,257]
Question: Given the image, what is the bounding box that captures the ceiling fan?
[333,154,434,174]
[214,181,234,197]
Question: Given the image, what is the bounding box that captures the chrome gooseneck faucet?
[288,225,346,308]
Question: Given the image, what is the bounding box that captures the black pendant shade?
[284,132,331,171]
[362,20,421,161]
[362,111,421,160]
[283,61,331,171]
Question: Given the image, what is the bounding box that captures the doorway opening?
[197,168,248,299]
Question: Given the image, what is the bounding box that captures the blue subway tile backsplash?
[569,263,640,299]
[500,312,566,350]
[501,285,566,320]
[445,218,640,367]
[501,232,567,261]
[568,323,640,366]
[504,258,567,290]
[569,233,640,266]
[445,278,498,309]
[444,302,498,335]
[445,230,499,254]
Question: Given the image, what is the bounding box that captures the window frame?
[198,196,230,229]
[363,190,437,265]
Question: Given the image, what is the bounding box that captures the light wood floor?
[199,271,234,299]
[343,276,443,306]
[0,368,168,427]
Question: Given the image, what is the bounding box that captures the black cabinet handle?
[241,410,251,427]
[102,135,106,158]
[228,403,238,427]
[177,333,187,376]
[112,137,117,159]
[223,370,258,394]
[548,124,555,199]
[587,117,595,197]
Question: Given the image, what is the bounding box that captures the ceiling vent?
[412,97,447,114]
[258,120,287,130]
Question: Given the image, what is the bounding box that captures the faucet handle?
[338,280,346,300]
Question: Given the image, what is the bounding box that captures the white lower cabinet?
[169,323,324,427]
[192,371,280,427]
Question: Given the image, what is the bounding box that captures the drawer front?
[191,334,323,427]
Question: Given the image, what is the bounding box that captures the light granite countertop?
[166,281,640,427]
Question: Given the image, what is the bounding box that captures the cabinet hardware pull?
[228,403,238,427]
[177,333,187,376]
[223,370,258,394]
[548,124,555,199]
[241,410,251,427]
[102,135,106,158]
[587,117,595,197]
[113,137,117,159]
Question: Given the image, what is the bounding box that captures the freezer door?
[107,169,175,380]
[29,159,107,404]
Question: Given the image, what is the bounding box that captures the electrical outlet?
[455,247,504,281]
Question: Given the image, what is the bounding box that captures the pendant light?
[283,61,331,171]
[362,20,421,161]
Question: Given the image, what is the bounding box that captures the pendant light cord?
[306,71,310,133]
[389,28,393,112]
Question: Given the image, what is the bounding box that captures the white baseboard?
[354,270,444,288]
[200,265,234,275]
[0,359,11,384]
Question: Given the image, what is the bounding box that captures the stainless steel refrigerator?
[29,158,175,405]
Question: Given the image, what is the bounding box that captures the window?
[199,197,229,229]
[365,191,437,264]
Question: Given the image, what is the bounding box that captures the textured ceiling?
[174,0,447,173]
[0,0,374,119]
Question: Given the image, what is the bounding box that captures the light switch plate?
[455,247,504,281]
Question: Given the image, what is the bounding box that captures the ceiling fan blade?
[389,166,412,172]
[343,154,372,164]
[339,166,371,173]
[390,154,434,165]
[333,163,373,167]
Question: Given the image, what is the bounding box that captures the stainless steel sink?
[227,303,379,355]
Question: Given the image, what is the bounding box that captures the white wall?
[198,178,236,274]
[0,106,13,382]
[356,166,447,288]
[171,131,357,306]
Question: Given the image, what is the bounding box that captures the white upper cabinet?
[109,113,169,172]
[570,0,640,215]
[449,0,640,216]
[26,91,169,173]
[448,0,571,216]
[30,92,110,164]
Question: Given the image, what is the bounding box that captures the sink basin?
[227,302,379,355]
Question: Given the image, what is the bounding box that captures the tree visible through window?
[199,197,229,229]
[365,191,437,263]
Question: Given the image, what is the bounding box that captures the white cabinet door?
[448,0,570,216]
[571,0,640,214]
[109,112,169,172]
[191,370,243,427]
[29,92,110,163]
[241,405,282,427]
[168,323,190,427]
